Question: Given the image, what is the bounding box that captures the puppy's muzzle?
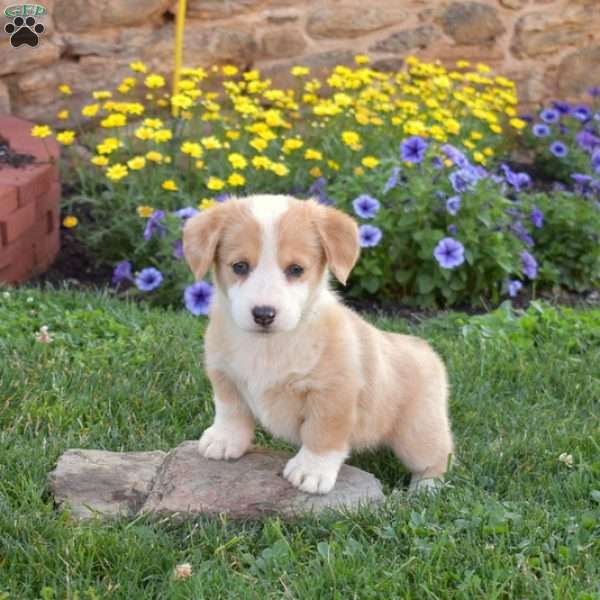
[252,305,277,328]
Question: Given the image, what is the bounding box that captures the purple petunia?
[571,105,592,122]
[447,224,458,235]
[135,267,163,291]
[308,177,334,205]
[588,86,600,98]
[358,224,383,248]
[532,123,551,138]
[112,260,133,285]
[521,251,538,280]
[431,156,444,170]
[400,136,428,164]
[530,207,544,229]
[449,166,482,194]
[510,221,534,247]
[540,108,560,124]
[549,141,568,158]
[143,210,166,241]
[383,166,401,194]
[184,281,214,316]
[592,149,600,174]
[352,194,380,219]
[173,239,184,259]
[552,101,571,115]
[507,279,522,298]
[575,129,600,153]
[440,144,469,168]
[446,195,461,216]
[174,207,199,221]
[501,164,531,193]
[434,237,465,269]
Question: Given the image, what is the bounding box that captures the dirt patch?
[0,135,36,169]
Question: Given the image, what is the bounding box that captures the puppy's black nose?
[252,305,276,327]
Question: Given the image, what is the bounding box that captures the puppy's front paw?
[283,447,346,495]
[198,424,251,460]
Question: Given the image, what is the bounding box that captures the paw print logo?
[4,16,45,47]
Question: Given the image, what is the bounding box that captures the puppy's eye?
[232,261,250,276]
[285,264,304,278]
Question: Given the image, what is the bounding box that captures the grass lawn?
[1,288,599,599]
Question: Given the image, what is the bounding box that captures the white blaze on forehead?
[247,195,291,269]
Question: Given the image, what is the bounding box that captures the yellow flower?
[309,166,322,177]
[145,73,166,88]
[56,130,75,145]
[470,131,483,140]
[62,215,78,228]
[250,137,268,151]
[201,136,222,150]
[304,148,322,160]
[327,160,340,171]
[90,155,109,166]
[243,70,260,81]
[473,151,486,164]
[354,54,370,65]
[228,172,246,187]
[106,163,128,181]
[153,129,173,143]
[251,155,272,170]
[226,130,241,140]
[483,147,494,157]
[143,118,163,129]
[130,61,148,73]
[456,60,471,68]
[476,63,491,73]
[31,125,52,138]
[57,110,69,120]
[207,176,225,191]
[228,153,247,169]
[146,151,163,163]
[162,179,178,191]
[137,206,154,218]
[58,84,72,95]
[341,131,361,148]
[291,66,310,77]
[134,127,155,141]
[127,156,146,170]
[181,141,203,158]
[96,137,121,155]
[509,118,527,130]
[100,113,127,128]
[282,138,303,153]
[361,156,379,169]
[199,198,216,210]
[195,160,205,169]
[353,166,365,176]
[81,103,100,118]
[171,94,193,109]
[117,83,131,94]
[92,90,112,100]
[223,65,239,76]
[270,162,289,177]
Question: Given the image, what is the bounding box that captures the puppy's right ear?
[183,208,224,280]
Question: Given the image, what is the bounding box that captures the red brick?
[1,202,36,246]
[34,229,59,270]
[35,181,61,219]
[0,115,60,161]
[0,244,35,284]
[0,235,31,270]
[0,163,58,207]
[0,184,18,219]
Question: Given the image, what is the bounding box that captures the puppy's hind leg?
[388,386,453,493]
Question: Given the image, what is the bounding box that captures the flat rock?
[48,449,167,519]
[49,442,385,520]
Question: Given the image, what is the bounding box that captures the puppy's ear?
[183,207,224,280]
[313,203,360,286]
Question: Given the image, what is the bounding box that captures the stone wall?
[1,0,599,124]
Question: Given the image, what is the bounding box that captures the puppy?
[183,194,453,494]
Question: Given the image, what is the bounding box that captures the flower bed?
[38,56,600,312]
[0,115,61,284]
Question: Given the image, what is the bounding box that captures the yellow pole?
[172,0,187,117]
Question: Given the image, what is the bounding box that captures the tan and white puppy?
[183,194,453,494]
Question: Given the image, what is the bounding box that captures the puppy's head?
[183,195,359,333]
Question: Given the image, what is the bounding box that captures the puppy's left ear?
[183,207,224,280]
[313,203,360,286]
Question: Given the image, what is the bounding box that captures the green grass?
[1,288,599,599]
